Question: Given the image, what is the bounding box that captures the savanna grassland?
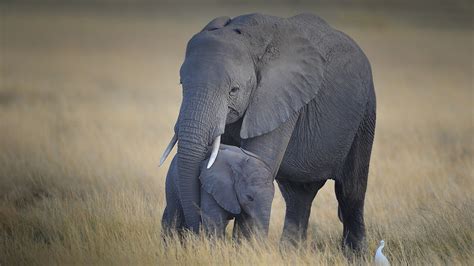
[0,3,473,265]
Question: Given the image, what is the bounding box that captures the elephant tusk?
[159,133,178,166]
[207,135,221,169]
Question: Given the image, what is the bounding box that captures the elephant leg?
[200,190,230,238]
[278,178,326,246]
[335,105,375,252]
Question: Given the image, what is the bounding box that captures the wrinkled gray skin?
[162,145,274,237]
[170,13,376,251]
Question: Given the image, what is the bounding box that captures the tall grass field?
[1,4,472,265]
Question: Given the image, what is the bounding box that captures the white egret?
[374,240,390,266]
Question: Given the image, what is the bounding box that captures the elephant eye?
[233,29,242,34]
[246,195,254,202]
[230,87,239,96]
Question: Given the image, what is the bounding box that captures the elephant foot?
[278,236,302,253]
[341,232,368,257]
[280,227,306,248]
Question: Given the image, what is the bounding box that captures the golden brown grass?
[1,4,473,265]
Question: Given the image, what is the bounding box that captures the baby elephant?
[162,144,274,238]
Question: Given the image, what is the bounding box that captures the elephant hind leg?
[335,104,375,252]
[278,179,326,246]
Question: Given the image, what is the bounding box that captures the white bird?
[374,240,390,266]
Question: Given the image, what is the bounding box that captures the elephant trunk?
[234,191,274,239]
[176,132,207,232]
[176,86,226,232]
[252,195,273,235]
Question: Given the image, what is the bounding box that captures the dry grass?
[1,4,473,265]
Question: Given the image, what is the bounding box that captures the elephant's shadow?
[162,144,274,238]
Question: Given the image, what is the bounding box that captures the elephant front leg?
[277,179,326,246]
[239,113,300,236]
[241,113,300,178]
[200,190,230,238]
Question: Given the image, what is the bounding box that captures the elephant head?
[160,14,325,231]
[199,145,274,236]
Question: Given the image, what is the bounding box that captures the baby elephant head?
[199,145,274,237]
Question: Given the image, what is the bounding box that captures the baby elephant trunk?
[233,192,274,240]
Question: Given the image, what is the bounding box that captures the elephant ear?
[240,22,326,139]
[199,158,241,215]
[201,16,231,31]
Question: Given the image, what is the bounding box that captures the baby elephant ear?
[199,160,241,215]
[201,16,231,31]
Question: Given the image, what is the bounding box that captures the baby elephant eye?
[230,87,239,96]
[246,194,254,202]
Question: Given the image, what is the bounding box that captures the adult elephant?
[160,13,376,251]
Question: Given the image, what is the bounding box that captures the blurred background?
[0,0,472,264]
